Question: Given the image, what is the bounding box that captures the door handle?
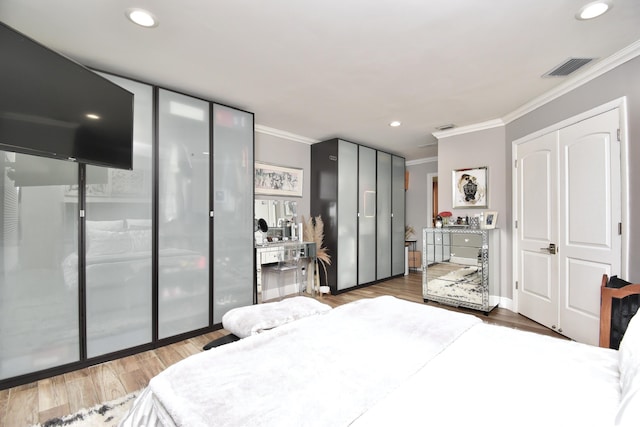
[540,243,557,255]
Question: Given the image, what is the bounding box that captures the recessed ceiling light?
[86,113,100,120]
[576,1,612,20]
[389,121,401,127]
[126,8,158,28]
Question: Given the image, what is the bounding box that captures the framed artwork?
[452,166,488,208]
[482,211,498,229]
[255,162,303,197]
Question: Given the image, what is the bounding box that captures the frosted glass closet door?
[391,155,406,275]
[376,152,392,280]
[337,140,358,290]
[212,104,254,324]
[358,146,376,285]
[158,89,210,339]
[85,75,153,357]
[0,153,79,380]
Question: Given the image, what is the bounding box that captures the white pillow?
[87,229,133,256]
[86,219,125,231]
[222,296,332,338]
[619,310,640,395]
[616,382,640,426]
[127,218,152,230]
[616,310,640,425]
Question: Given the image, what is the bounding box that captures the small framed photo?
[482,211,498,229]
[452,166,487,208]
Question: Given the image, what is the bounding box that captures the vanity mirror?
[255,199,297,228]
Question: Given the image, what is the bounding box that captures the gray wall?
[437,126,509,298]
[259,55,640,298]
[254,132,311,222]
[506,55,640,286]
[405,159,438,256]
[434,55,640,303]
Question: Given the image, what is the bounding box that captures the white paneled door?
[516,108,621,345]
[515,131,559,331]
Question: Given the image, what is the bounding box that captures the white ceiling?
[2,0,640,160]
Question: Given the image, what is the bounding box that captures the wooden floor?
[0,272,562,426]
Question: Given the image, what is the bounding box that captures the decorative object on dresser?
[452,166,488,208]
[255,161,303,197]
[423,227,499,313]
[438,211,453,226]
[482,210,498,229]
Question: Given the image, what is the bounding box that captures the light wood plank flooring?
[0,272,562,426]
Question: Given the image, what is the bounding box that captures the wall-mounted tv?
[0,22,134,170]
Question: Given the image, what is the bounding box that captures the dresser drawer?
[426,231,450,245]
[450,246,480,260]
[451,233,482,248]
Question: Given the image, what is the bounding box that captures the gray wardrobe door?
[0,154,80,380]
[212,104,254,324]
[157,89,210,339]
[337,140,358,291]
[391,155,406,276]
[358,146,377,285]
[377,152,392,280]
[86,74,153,357]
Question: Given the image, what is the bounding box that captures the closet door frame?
[512,97,629,342]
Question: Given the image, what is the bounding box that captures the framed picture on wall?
[255,162,303,197]
[452,166,488,208]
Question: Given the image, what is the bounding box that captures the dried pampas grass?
[302,215,331,288]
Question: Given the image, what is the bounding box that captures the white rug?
[33,390,139,427]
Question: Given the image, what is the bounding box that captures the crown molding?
[255,124,319,145]
[432,38,640,139]
[406,156,438,166]
[503,38,640,125]
[432,119,504,140]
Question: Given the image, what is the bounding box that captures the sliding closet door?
[0,153,79,379]
[358,146,376,285]
[157,89,210,339]
[377,152,392,280]
[85,75,153,357]
[212,104,254,323]
[391,155,406,276]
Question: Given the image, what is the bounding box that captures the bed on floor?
[119,295,640,427]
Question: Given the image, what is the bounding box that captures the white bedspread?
[124,296,480,427]
[352,322,621,427]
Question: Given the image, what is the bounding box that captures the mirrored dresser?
[422,227,499,313]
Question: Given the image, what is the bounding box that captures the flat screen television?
[0,22,134,170]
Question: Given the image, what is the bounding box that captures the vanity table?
[422,227,499,313]
[256,241,316,302]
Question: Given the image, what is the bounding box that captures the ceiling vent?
[543,58,595,77]
[435,123,455,131]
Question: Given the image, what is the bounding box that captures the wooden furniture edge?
[600,274,640,348]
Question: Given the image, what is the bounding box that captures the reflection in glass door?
[212,104,254,323]
[157,89,210,339]
[0,153,79,380]
[85,75,154,357]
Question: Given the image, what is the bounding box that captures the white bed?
[119,296,640,427]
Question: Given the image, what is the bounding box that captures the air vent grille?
[543,58,595,77]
